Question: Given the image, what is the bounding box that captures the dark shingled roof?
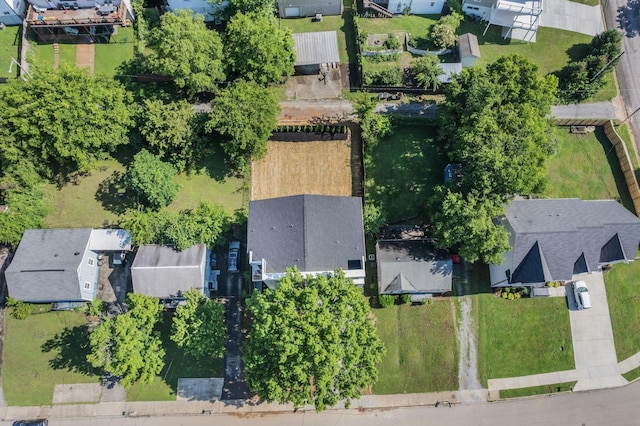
[5,228,92,302]
[247,195,365,274]
[501,199,640,284]
[377,240,452,294]
[131,244,206,298]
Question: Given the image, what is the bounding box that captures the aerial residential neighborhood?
[1,0,640,423]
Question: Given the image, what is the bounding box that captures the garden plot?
[250,136,354,200]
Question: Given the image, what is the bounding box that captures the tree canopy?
[87,294,165,388]
[412,55,442,90]
[0,66,133,179]
[228,0,273,14]
[146,10,226,95]
[171,289,227,359]
[140,99,201,172]
[206,80,279,170]
[225,12,295,85]
[243,268,385,411]
[432,55,557,263]
[123,202,231,250]
[124,149,180,210]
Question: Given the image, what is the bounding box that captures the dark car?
[13,420,48,426]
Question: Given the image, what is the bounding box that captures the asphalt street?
[604,0,640,143]
[14,378,640,426]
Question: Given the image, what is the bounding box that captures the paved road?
[21,379,640,426]
[604,0,640,145]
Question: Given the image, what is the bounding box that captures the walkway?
[76,44,95,75]
[540,0,603,36]
[551,102,623,121]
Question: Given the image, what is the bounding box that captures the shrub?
[385,33,401,50]
[420,297,430,305]
[365,53,399,63]
[364,68,404,86]
[401,294,412,304]
[379,294,395,308]
[430,12,463,49]
[11,300,31,320]
[86,299,104,317]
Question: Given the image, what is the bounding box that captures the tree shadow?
[595,127,636,214]
[617,0,640,38]
[566,43,590,62]
[95,170,139,215]
[41,324,100,376]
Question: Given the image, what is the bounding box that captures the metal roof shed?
[293,31,340,74]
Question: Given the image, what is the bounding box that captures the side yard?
[0,25,21,80]
[604,260,640,364]
[372,301,459,394]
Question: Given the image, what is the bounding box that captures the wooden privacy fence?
[602,120,640,216]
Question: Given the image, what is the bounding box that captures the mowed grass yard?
[365,121,446,222]
[0,25,21,80]
[605,260,640,363]
[43,151,245,228]
[3,311,101,406]
[372,301,458,394]
[477,294,574,386]
[545,126,634,213]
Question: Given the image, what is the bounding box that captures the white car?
[573,280,592,310]
[228,241,240,272]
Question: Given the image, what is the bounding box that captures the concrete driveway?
[540,0,603,36]
[568,272,626,391]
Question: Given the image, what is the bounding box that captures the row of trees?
[87,291,226,388]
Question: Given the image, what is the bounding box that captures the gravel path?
[456,263,483,402]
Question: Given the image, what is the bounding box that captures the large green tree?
[0,187,49,248]
[206,80,279,170]
[0,66,133,179]
[228,0,273,14]
[225,12,295,85]
[87,294,165,388]
[432,54,557,263]
[412,55,442,90]
[125,149,180,210]
[243,268,385,411]
[171,289,227,359]
[146,10,226,95]
[123,202,231,250]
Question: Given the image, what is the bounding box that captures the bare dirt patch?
[250,139,353,200]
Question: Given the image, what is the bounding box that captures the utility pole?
[590,51,625,83]
[621,106,640,125]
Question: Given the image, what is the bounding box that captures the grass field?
[94,29,135,77]
[477,295,574,387]
[604,261,640,362]
[0,25,21,79]
[365,122,445,222]
[372,301,459,394]
[126,313,224,401]
[500,381,577,398]
[545,126,634,213]
[356,15,439,40]
[280,14,356,63]
[3,311,101,406]
[250,139,353,200]
[43,151,245,228]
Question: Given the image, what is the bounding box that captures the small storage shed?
[292,31,340,74]
[437,62,463,84]
[458,33,480,68]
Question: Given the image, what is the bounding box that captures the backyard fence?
[602,120,640,216]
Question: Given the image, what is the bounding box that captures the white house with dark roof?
[5,228,131,303]
[247,194,366,289]
[131,244,208,299]
[490,199,640,288]
[377,240,453,301]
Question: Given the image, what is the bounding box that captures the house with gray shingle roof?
[377,240,452,301]
[490,199,640,287]
[4,228,130,303]
[247,194,366,290]
[131,244,208,300]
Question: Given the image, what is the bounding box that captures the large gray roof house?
[377,240,453,301]
[248,195,366,289]
[490,199,640,287]
[5,229,99,303]
[131,244,208,299]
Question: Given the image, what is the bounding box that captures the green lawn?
[43,151,245,228]
[94,29,135,77]
[364,122,445,222]
[126,313,224,401]
[3,311,101,406]
[372,301,458,394]
[500,381,576,399]
[59,44,76,67]
[623,365,640,382]
[605,261,640,362]
[477,295,574,387]
[356,15,439,40]
[280,14,355,63]
[570,0,599,5]
[0,25,21,79]
[34,43,55,68]
[545,126,634,213]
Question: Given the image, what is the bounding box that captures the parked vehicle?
[573,280,592,310]
[13,420,48,426]
[228,241,240,272]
